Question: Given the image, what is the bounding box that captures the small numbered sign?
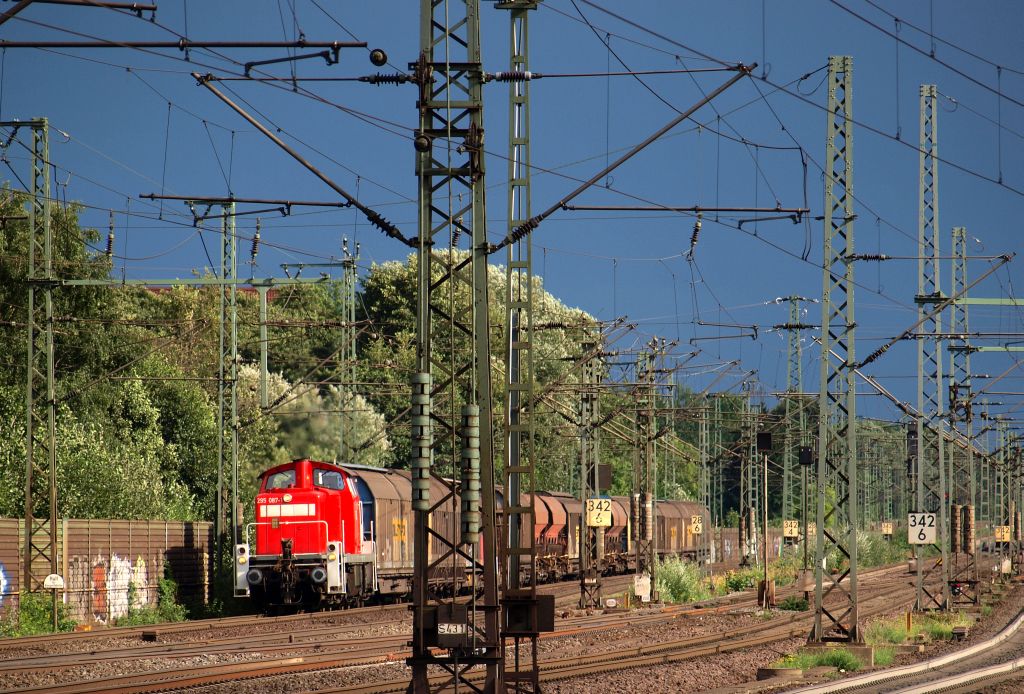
[881,522,894,536]
[806,522,816,537]
[783,519,800,538]
[995,525,1012,542]
[586,498,612,527]
[691,515,704,535]
[908,513,936,545]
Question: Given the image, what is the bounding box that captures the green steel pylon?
[914,84,951,612]
[497,2,544,689]
[409,1,503,690]
[633,343,658,599]
[813,56,860,644]
[20,119,59,626]
[948,226,977,603]
[578,336,603,608]
[338,239,359,463]
[217,203,239,567]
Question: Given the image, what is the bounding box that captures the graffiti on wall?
[0,562,7,606]
[68,553,151,624]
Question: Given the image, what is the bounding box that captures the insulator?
[687,216,702,258]
[491,70,534,82]
[106,210,115,259]
[1016,511,1022,543]
[250,220,261,263]
[950,503,962,554]
[410,372,432,512]
[359,72,409,85]
[450,215,462,247]
[963,505,975,556]
[509,217,539,244]
[644,495,654,542]
[459,404,481,545]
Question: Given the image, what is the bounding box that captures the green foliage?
[864,618,909,644]
[724,569,756,592]
[874,646,896,667]
[655,557,713,604]
[981,604,993,617]
[773,648,862,672]
[778,595,808,611]
[1,592,77,636]
[864,611,973,645]
[817,648,862,671]
[724,509,739,528]
[113,567,189,626]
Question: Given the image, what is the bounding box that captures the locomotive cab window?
[264,469,296,490]
[314,469,344,490]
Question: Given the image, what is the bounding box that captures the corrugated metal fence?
[0,519,211,624]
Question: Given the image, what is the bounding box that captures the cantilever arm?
[490,64,755,254]
[192,72,413,247]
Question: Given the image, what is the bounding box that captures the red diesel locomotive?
[236,458,711,609]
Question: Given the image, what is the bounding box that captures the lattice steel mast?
[497,2,547,688]
[813,55,860,644]
[633,343,657,598]
[948,226,977,603]
[408,1,502,690]
[21,119,58,613]
[578,337,604,607]
[914,84,950,612]
[217,203,240,562]
[338,239,360,463]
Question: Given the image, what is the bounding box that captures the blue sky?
[2,1,1022,438]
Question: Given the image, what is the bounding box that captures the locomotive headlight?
[328,552,337,562]
[237,555,247,564]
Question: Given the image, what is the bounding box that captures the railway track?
[0,560,913,691]
[320,566,923,694]
[0,564,913,693]
[789,584,1024,694]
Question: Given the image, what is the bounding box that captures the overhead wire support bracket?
[561,203,808,220]
[489,64,754,254]
[20,0,157,16]
[857,253,1014,368]
[191,73,412,247]
[0,39,369,50]
[140,193,355,224]
[243,48,342,78]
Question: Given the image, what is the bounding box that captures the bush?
[816,648,862,672]
[865,612,973,645]
[778,595,808,611]
[656,558,712,604]
[1,592,77,637]
[724,568,757,592]
[113,568,188,627]
[874,646,896,666]
[864,617,909,644]
[772,648,862,672]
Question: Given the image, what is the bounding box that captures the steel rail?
[322,575,925,693]
[791,604,1024,694]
